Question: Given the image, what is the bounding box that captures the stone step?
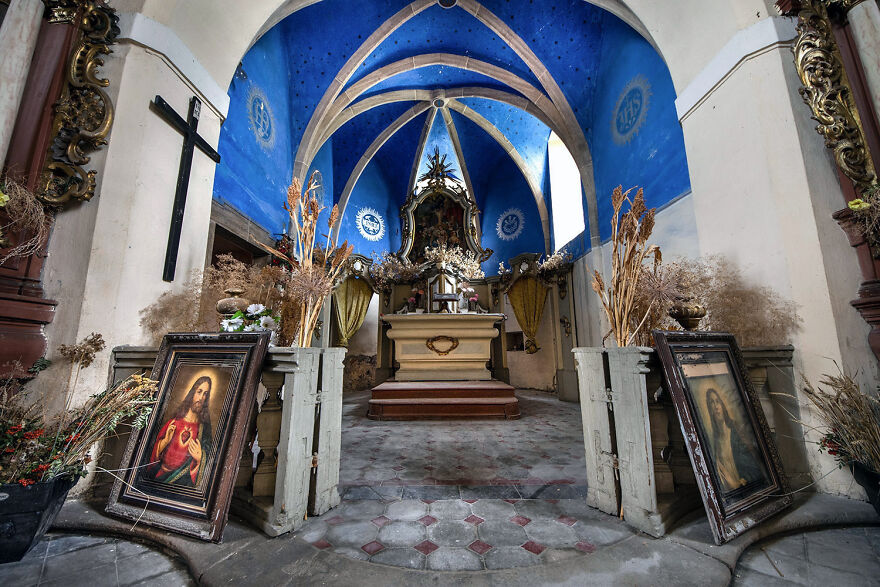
[370,380,516,399]
[367,396,520,420]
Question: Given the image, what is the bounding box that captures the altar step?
[367,380,520,420]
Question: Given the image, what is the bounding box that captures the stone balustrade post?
[252,369,283,496]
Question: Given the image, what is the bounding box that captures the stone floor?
[339,389,587,490]
[1,389,878,584]
[292,497,630,571]
[732,526,880,586]
[0,532,193,586]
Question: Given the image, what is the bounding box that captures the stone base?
[367,380,520,420]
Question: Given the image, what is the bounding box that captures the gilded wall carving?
[792,0,876,194]
[41,0,119,206]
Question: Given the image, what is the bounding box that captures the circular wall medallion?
[247,86,276,151]
[356,207,385,241]
[496,208,524,241]
[611,75,651,146]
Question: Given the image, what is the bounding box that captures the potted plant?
[803,371,880,515]
[0,333,158,563]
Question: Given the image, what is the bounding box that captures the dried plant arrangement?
[424,243,485,279]
[591,185,660,347]
[802,370,880,474]
[847,182,880,249]
[270,172,353,347]
[676,256,800,347]
[139,257,291,345]
[0,176,51,265]
[369,252,423,292]
[1,334,158,485]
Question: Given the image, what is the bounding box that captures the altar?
[382,313,503,381]
[366,150,519,419]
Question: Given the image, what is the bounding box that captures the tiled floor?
[0,533,193,586]
[293,388,608,570]
[293,496,632,571]
[340,389,587,489]
[732,526,880,586]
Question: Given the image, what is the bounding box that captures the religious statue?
[146,376,213,486]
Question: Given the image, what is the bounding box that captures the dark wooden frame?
[106,332,269,542]
[652,330,791,544]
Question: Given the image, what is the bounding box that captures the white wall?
[39,42,221,410]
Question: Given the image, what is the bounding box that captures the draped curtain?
[507,276,548,354]
[333,276,373,346]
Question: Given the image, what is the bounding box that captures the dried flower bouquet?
[1,334,158,486]
[425,243,485,280]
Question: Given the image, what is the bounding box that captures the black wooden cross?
[151,95,221,282]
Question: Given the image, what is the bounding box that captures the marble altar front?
[382,313,503,381]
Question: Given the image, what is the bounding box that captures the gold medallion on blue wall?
[247,85,276,151]
[356,207,385,241]
[496,208,524,242]
[611,75,651,146]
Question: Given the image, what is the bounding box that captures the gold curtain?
[507,276,548,354]
[333,276,373,346]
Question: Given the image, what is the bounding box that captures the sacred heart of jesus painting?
[107,332,269,542]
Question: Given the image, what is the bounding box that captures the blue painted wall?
[588,14,691,241]
[213,26,294,235]
[212,0,690,269]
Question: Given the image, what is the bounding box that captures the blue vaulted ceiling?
[213,0,691,272]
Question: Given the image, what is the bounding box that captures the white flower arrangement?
[221,304,280,337]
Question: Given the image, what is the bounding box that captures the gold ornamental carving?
[792,0,876,195]
[40,0,119,206]
[426,335,459,356]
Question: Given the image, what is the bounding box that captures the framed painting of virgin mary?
[652,330,791,544]
[106,332,269,541]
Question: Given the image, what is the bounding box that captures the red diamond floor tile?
[468,540,493,555]
[311,539,331,549]
[462,499,478,504]
[575,541,597,553]
[521,541,546,555]
[371,515,391,528]
[464,515,485,525]
[361,541,385,555]
[418,515,438,526]
[503,499,520,504]
[421,499,435,504]
[510,515,531,526]
[556,515,577,527]
[325,515,345,526]
[413,540,439,555]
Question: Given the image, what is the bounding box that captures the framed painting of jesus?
[107,332,269,542]
[652,331,791,544]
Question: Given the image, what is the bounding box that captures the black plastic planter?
[851,461,880,517]
[0,475,77,564]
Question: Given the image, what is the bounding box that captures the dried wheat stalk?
[591,186,660,347]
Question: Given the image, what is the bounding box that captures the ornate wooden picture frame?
[652,331,791,544]
[107,332,269,542]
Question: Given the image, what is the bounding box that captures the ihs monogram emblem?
[496,208,524,241]
[247,86,275,150]
[611,75,651,146]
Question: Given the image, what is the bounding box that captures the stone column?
[848,1,880,121]
[0,0,44,168]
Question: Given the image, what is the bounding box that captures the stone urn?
[216,288,250,317]
[668,300,706,331]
